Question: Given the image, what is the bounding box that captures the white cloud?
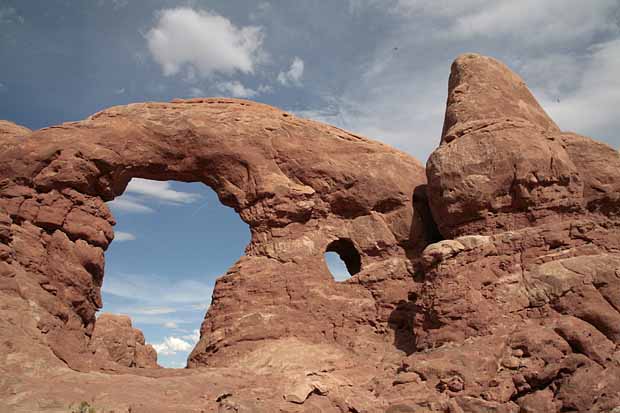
[149,330,199,358]
[114,231,136,242]
[106,179,200,214]
[152,336,193,355]
[131,306,177,315]
[303,0,620,162]
[216,80,257,98]
[382,0,619,44]
[101,273,213,333]
[539,39,620,146]
[163,321,179,329]
[277,57,304,86]
[107,196,154,214]
[125,178,201,204]
[182,329,200,344]
[102,272,214,305]
[441,1,619,46]
[146,7,265,78]
[297,77,446,161]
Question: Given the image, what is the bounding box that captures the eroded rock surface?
[0,97,428,375]
[89,313,159,368]
[1,53,619,412]
[427,53,620,238]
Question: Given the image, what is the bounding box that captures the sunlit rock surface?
[1,54,619,412]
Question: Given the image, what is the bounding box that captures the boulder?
[90,313,159,368]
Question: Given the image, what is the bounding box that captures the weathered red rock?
[0,54,619,412]
[417,53,620,412]
[89,313,159,368]
[0,120,31,138]
[0,98,427,375]
[427,53,620,238]
[440,53,560,145]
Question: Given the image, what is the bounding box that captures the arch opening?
[100,178,250,368]
[324,238,362,281]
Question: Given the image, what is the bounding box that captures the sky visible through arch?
[104,178,350,367]
[1,0,620,366]
[104,179,249,367]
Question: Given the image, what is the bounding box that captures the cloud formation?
[131,306,177,315]
[107,196,154,214]
[146,7,264,78]
[301,0,620,162]
[102,272,213,306]
[427,0,619,45]
[101,272,213,333]
[151,329,199,357]
[182,329,200,344]
[152,336,192,355]
[114,231,136,242]
[107,179,201,214]
[277,57,304,86]
[126,178,201,204]
[541,39,620,143]
[216,80,257,98]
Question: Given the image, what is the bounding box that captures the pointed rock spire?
[441,53,559,144]
[428,54,582,237]
[428,53,620,238]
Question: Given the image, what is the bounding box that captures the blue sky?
[105,179,348,367]
[104,181,248,367]
[2,1,619,367]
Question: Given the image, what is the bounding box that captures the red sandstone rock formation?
[0,98,426,375]
[89,313,159,368]
[427,54,620,238]
[0,53,619,412]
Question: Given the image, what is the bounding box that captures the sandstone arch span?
[0,98,430,370]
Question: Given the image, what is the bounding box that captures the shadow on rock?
[388,291,418,355]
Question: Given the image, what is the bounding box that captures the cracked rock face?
[1,54,620,412]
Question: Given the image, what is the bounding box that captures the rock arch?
[3,55,619,411]
[0,98,428,370]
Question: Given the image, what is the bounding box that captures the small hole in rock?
[324,238,361,281]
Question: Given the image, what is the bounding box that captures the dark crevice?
[413,184,442,245]
[387,291,418,355]
[326,238,361,276]
[372,197,404,214]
